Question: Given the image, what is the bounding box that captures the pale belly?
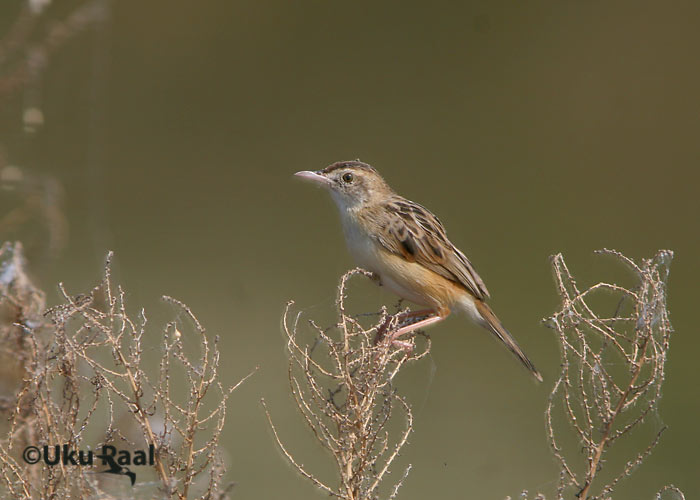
[341,219,461,311]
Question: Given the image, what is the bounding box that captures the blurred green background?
[1,0,698,498]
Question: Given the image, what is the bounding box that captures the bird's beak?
[294,170,332,187]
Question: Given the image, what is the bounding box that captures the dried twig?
[0,246,253,499]
[266,268,431,500]
[542,249,677,500]
[0,0,109,103]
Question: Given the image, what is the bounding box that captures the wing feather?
[368,197,490,300]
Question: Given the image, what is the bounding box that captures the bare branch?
[267,268,430,500]
[0,246,253,499]
[543,250,677,499]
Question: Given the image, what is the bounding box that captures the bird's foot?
[374,309,442,346]
[387,336,414,354]
[368,272,382,286]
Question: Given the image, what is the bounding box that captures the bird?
[294,160,542,382]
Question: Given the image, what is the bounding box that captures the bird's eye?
[342,172,354,183]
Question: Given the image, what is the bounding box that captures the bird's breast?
[339,212,464,311]
[340,214,383,273]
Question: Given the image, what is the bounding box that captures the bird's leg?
[389,313,445,339]
[374,309,434,344]
[389,313,447,352]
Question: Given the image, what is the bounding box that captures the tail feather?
[473,300,543,382]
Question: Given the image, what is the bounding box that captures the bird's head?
[295,160,391,210]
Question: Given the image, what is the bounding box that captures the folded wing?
[369,197,490,301]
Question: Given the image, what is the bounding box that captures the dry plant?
[0,164,68,261]
[264,268,431,500]
[512,249,683,500]
[0,0,109,105]
[0,0,108,262]
[0,242,45,408]
[0,244,254,499]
